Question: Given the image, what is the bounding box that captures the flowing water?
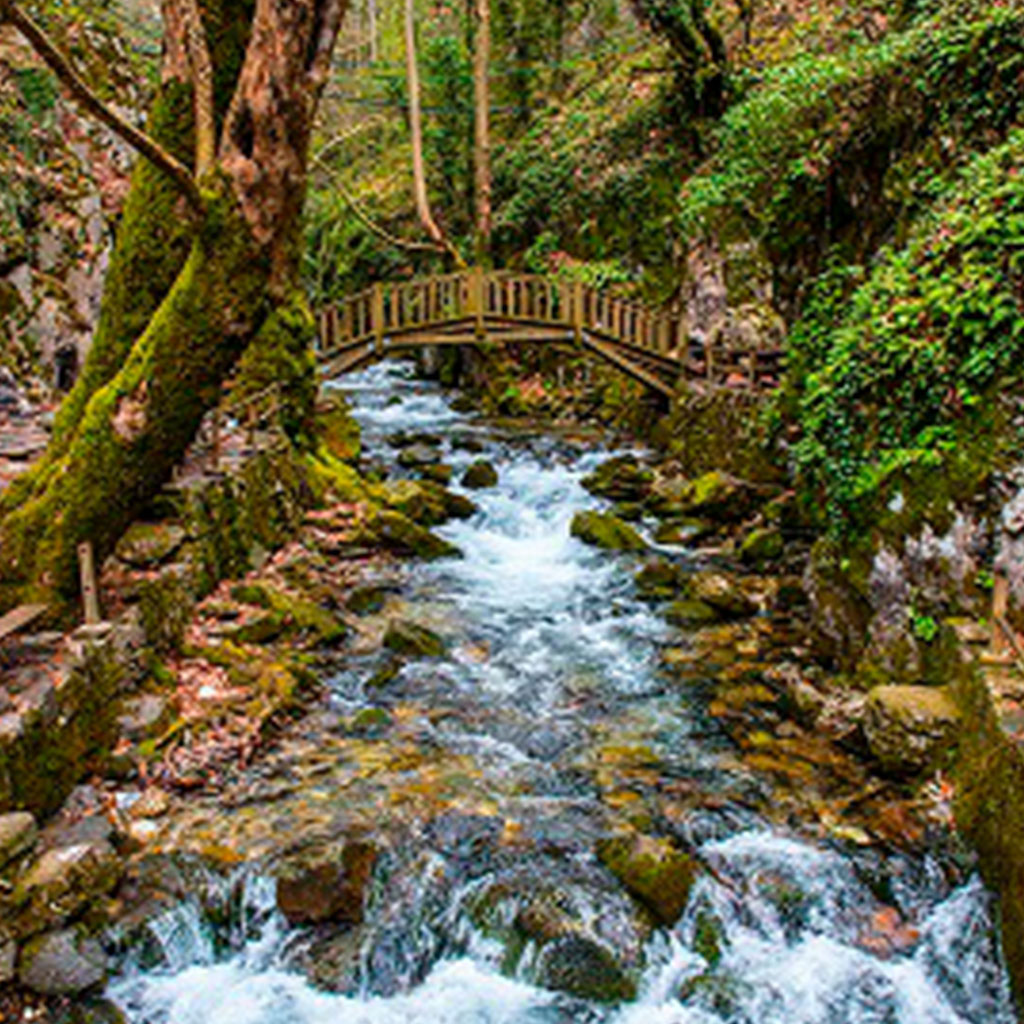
[108,363,1015,1024]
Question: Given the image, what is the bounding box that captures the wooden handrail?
[315,268,782,395]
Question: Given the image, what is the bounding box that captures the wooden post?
[993,572,1010,656]
[472,266,485,339]
[77,541,100,625]
[373,282,385,356]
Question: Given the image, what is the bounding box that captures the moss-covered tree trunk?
[0,0,348,607]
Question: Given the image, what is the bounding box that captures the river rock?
[597,833,697,927]
[635,560,685,600]
[379,480,449,526]
[665,599,720,626]
[396,443,441,468]
[646,475,694,518]
[0,811,38,869]
[582,456,653,502]
[462,460,499,489]
[571,511,646,552]
[383,620,445,658]
[654,519,714,545]
[419,463,454,484]
[739,526,784,566]
[372,510,461,560]
[863,685,961,775]
[688,572,757,619]
[18,927,108,995]
[114,522,187,569]
[13,839,123,936]
[535,934,636,1004]
[347,585,393,616]
[117,694,172,743]
[684,471,760,523]
[275,841,379,926]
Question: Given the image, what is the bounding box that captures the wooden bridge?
[316,269,781,397]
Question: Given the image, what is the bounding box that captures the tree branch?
[313,153,446,255]
[178,0,216,176]
[0,0,203,216]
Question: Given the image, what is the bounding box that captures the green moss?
[138,573,194,655]
[597,833,697,926]
[570,511,646,552]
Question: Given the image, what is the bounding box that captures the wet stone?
[117,694,171,743]
[18,927,108,996]
[462,460,499,489]
[0,811,38,869]
[383,620,445,659]
[275,841,380,926]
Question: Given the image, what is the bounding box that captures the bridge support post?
[373,282,385,356]
[470,266,485,340]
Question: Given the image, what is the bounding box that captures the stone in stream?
[0,811,38,869]
[571,511,646,552]
[863,684,961,776]
[635,559,685,600]
[346,585,394,616]
[688,572,758,619]
[739,526,784,566]
[371,510,461,560]
[535,934,636,1004]
[664,599,720,626]
[419,463,454,484]
[682,471,763,523]
[581,455,653,502]
[596,833,697,927]
[18,926,109,996]
[462,459,499,489]
[654,518,715,546]
[383,620,446,658]
[12,839,123,937]
[396,443,441,468]
[275,841,379,926]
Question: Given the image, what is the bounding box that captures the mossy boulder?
[18,927,108,996]
[13,840,123,937]
[138,572,194,655]
[635,560,685,600]
[383,620,445,658]
[535,935,636,1004]
[571,511,646,552]
[597,834,697,927]
[863,684,961,776]
[397,443,441,468]
[419,463,454,484]
[665,600,720,626]
[582,456,653,502]
[646,476,695,518]
[346,585,392,616]
[114,522,187,569]
[275,840,379,926]
[739,527,784,567]
[687,573,757,619]
[684,471,760,523]
[654,519,714,545]
[229,583,346,646]
[0,812,37,869]
[371,510,461,560]
[462,460,499,490]
[378,480,449,526]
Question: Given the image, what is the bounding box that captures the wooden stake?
[77,541,100,625]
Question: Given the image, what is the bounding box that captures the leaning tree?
[0,0,349,609]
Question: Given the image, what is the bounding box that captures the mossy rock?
[664,600,720,626]
[462,460,499,490]
[307,450,371,505]
[739,527,784,567]
[613,502,645,522]
[383,620,445,658]
[582,456,653,502]
[654,519,714,545]
[232,612,288,645]
[397,444,442,468]
[365,657,403,690]
[535,935,636,1004]
[571,511,646,552]
[646,476,695,518]
[371,511,461,560]
[635,560,685,600]
[138,572,194,656]
[350,708,393,735]
[597,834,697,927]
[685,471,760,523]
[378,480,448,526]
[114,522,187,569]
[419,463,454,484]
[687,572,757,619]
[229,583,346,646]
[863,684,961,776]
[346,585,392,616]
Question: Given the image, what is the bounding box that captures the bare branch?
[179,0,216,175]
[312,153,445,255]
[0,0,203,216]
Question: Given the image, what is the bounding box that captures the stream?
[108,363,1015,1023]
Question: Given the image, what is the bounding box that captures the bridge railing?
[316,270,781,389]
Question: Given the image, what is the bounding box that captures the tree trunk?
[0,0,349,608]
[473,0,492,265]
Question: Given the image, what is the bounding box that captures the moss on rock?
[571,511,646,552]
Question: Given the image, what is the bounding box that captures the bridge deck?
[316,269,781,395]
